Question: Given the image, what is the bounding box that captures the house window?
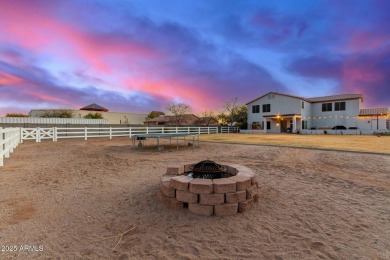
[322,103,332,112]
[335,102,346,111]
[302,120,308,129]
[302,101,304,109]
[266,121,271,130]
[252,105,260,113]
[263,104,271,113]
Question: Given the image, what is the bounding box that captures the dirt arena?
[0,137,389,259]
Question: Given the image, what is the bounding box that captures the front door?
[281,120,287,132]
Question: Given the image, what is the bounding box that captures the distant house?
[194,116,219,126]
[144,114,218,126]
[246,92,389,133]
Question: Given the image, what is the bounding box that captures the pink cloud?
[123,77,224,113]
[0,69,79,107]
[0,71,23,85]
[0,1,161,73]
[346,31,389,53]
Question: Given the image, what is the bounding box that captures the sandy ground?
[200,133,390,154]
[0,137,389,259]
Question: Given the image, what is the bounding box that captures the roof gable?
[246,92,306,105]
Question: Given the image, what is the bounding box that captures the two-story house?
[246,92,389,133]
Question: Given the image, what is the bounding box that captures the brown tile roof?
[359,108,389,116]
[144,114,198,123]
[194,117,218,125]
[305,94,363,103]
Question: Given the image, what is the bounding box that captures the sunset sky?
[0,0,389,116]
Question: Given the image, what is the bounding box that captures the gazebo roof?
[80,103,109,112]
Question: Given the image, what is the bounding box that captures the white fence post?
[4,131,9,158]
[53,127,56,142]
[207,127,210,134]
[198,127,200,134]
[146,127,149,134]
[0,129,4,166]
[36,128,40,143]
[176,127,178,133]
[129,127,132,138]
[20,128,23,144]
[84,127,88,140]
[9,131,14,154]
[0,137,3,167]
[109,127,112,140]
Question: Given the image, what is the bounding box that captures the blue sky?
[0,0,389,115]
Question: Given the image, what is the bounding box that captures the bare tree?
[222,97,240,125]
[197,110,216,126]
[166,102,192,125]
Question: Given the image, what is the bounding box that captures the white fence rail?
[0,128,21,167]
[0,117,108,125]
[21,126,239,142]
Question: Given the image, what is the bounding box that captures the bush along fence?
[0,126,239,167]
[0,128,21,167]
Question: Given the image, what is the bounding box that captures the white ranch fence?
[0,126,238,167]
[0,128,21,167]
[21,126,239,142]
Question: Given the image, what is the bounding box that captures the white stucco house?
[246,92,390,134]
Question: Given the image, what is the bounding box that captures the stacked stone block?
[157,163,259,216]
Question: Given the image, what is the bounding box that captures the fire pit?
[157,160,259,216]
[190,160,231,179]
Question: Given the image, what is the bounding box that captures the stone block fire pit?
[157,160,259,216]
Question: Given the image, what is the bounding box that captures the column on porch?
[292,116,297,133]
[263,117,267,133]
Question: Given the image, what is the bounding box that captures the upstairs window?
[252,105,260,113]
[322,103,332,112]
[335,102,346,111]
[263,104,271,113]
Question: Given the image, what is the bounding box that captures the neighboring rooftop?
[145,114,198,123]
[80,103,109,112]
[359,108,389,116]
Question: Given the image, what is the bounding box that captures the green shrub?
[84,112,104,119]
[6,113,29,117]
